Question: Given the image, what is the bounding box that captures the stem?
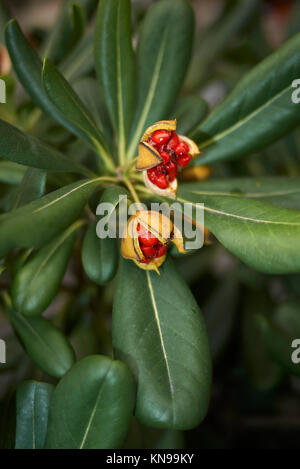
[123,177,144,209]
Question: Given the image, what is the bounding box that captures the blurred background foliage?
[0,0,300,449]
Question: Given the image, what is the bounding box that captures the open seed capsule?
[136,120,200,198]
[121,210,185,273]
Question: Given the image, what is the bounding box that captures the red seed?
[156,162,167,173]
[177,153,191,168]
[160,151,172,163]
[155,244,167,258]
[165,160,178,182]
[141,257,151,264]
[147,167,158,184]
[175,141,189,155]
[155,174,169,189]
[137,223,158,246]
[141,245,156,258]
[168,132,180,151]
[151,130,171,146]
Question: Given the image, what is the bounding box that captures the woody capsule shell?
[136,120,200,198]
[121,210,185,273]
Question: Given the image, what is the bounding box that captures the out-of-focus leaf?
[155,430,185,449]
[42,3,86,63]
[0,178,102,258]
[12,221,81,316]
[60,31,94,82]
[257,302,300,377]
[0,0,10,44]
[0,118,89,174]
[15,381,54,449]
[13,169,46,209]
[127,0,194,159]
[113,257,211,429]
[82,221,118,286]
[9,309,75,378]
[0,161,26,185]
[45,355,136,449]
[95,0,135,161]
[191,33,300,164]
[173,96,209,136]
[185,0,259,90]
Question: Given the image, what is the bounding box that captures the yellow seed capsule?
[121,210,185,273]
[181,165,212,182]
[136,120,201,199]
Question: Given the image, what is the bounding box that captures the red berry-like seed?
[141,245,156,258]
[156,162,167,173]
[160,151,172,163]
[147,167,158,184]
[151,130,171,145]
[155,243,167,258]
[165,160,178,182]
[168,132,180,151]
[141,257,151,264]
[175,141,189,155]
[177,153,191,168]
[155,174,169,189]
[137,223,158,246]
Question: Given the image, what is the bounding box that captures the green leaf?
[0,0,10,44]
[257,302,300,377]
[11,221,82,316]
[45,355,136,449]
[175,186,300,274]
[191,33,300,164]
[113,257,211,430]
[82,221,118,286]
[94,0,135,162]
[60,31,94,82]
[9,310,75,378]
[180,177,300,209]
[173,96,209,136]
[127,0,194,159]
[42,3,86,63]
[0,178,101,258]
[13,168,46,209]
[15,381,54,449]
[0,118,89,174]
[42,59,112,168]
[0,161,26,185]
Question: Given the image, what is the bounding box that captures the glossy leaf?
[174,186,300,274]
[42,3,86,63]
[45,355,136,449]
[0,118,89,174]
[180,177,300,209]
[15,381,54,449]
[127,0,194,159]
[11,221,81,316]
[60,31,94,82]
[82,221,118,285]
[42,59,109,159]
[113,257,212,430]
[257,302,300,377]
[13,169,46,209]
[94,0,135,160]
[191,33,300,164]
[173,96,209,136]
[9,309,75,378]
[0,178,101,258]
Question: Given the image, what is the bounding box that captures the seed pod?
[121,210,185,273]
[181,165,212,182]
[136,120,200,198]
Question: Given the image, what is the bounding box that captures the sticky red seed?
[137,223,158,246]
[175,141,189,155]
[141,245,156,258]
[160,151,172,163]
[155,244,167,258]
[151,130,171,145]
[165,160,178,182]
[177,153,191,168]
[168,132,180,151]
[155,174,169,189]
[147,167,158,184]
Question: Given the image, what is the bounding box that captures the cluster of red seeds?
[146,130,191,189]
[137,223,167,264]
